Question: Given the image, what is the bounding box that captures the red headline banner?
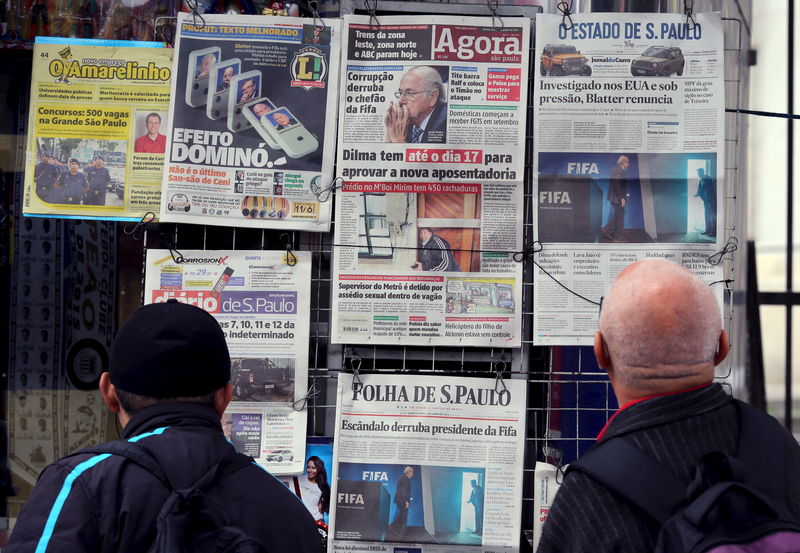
[342,182,481,194]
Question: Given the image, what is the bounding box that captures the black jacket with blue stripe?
[6,402,323,553]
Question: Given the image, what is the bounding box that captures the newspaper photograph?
[332,15,530,347]
[159,12,341,231]
[23,37,171,221]
[144,249,310,474]
[279,436,334,547]
[330,373,526,553]
[532,12,725,345]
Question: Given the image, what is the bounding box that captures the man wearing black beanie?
[7,299,323,553]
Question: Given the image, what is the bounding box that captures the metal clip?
[493,360,507,394]
[707,236,738,266]
[684,0,697,31]
[557,1,574,32]
[315,176,344,203]
[292,384,321,411]
[487,0,503,31]
[364,0,380,30]
[123,212,156,241]
[281,233,297,266]
[350,356,363,392]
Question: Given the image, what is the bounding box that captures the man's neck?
[148,132,160,140]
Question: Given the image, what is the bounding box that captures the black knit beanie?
[109,299,230,397]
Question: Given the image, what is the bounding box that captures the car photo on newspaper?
[630,46,685,76]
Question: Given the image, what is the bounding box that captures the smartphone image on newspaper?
[241,98,280,149]
[185,46,220,107]
[261,106,318,158]
[207,58,241,120]
[227,70,263,132]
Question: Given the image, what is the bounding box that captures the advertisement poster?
[144,249,310,474]
[23,37,171,221]
[329,373,526,553]
[331,15,529,347]
[532,13,725,345]
[279,437,334,537]
[159,13,341,231]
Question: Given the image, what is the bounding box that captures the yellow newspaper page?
[24,38,172,221]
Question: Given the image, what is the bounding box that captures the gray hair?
[600,259,720,387]
[408,66,444,104]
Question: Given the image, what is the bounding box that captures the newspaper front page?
[23,37,171,221]
[330,373,526,553]
[144,249,310,474]
[532,13,725,345]
[159,13,341,231]
[332,15,530,347]
[532,462,563,550]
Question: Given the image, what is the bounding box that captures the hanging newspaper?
[330,373,526,553]
[532,462,563,550]
[532,13,725,345]
[23,37,171,221]
[159,13,341,231]
[331,15,529,347]
[144,249,310,474]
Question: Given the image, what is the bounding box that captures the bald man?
[536,259,800,553]
[385,66,447,144]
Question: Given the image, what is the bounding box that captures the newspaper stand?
[0,0,751,549]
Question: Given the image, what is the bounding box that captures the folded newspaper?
[330,373,526,553]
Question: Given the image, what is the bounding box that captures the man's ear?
[99,372,121,414]
[215,383,234,418]
[594,331,612,372]
[713,330,730,365]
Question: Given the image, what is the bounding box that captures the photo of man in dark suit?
[388,466,414,539]
[385,66,447,144]
[467,479,484,536]
[602,155,630,241]
[695,167,716,237]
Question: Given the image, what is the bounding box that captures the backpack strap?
[78,442,254,493]
[566,437,687,524]
[80,442,173,490]
[733,400,787,499]
[189,452,255,493]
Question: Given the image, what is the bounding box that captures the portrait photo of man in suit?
[385,66,447,144]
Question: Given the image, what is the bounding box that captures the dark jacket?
[394,474,411,507]
[536,384,800,553]
[697,174,717,206]
[7,402,323,553]
[419,233,458,272]
[608,163,627,206]
[405,102,447,144]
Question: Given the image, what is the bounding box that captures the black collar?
[121,402,222,439]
